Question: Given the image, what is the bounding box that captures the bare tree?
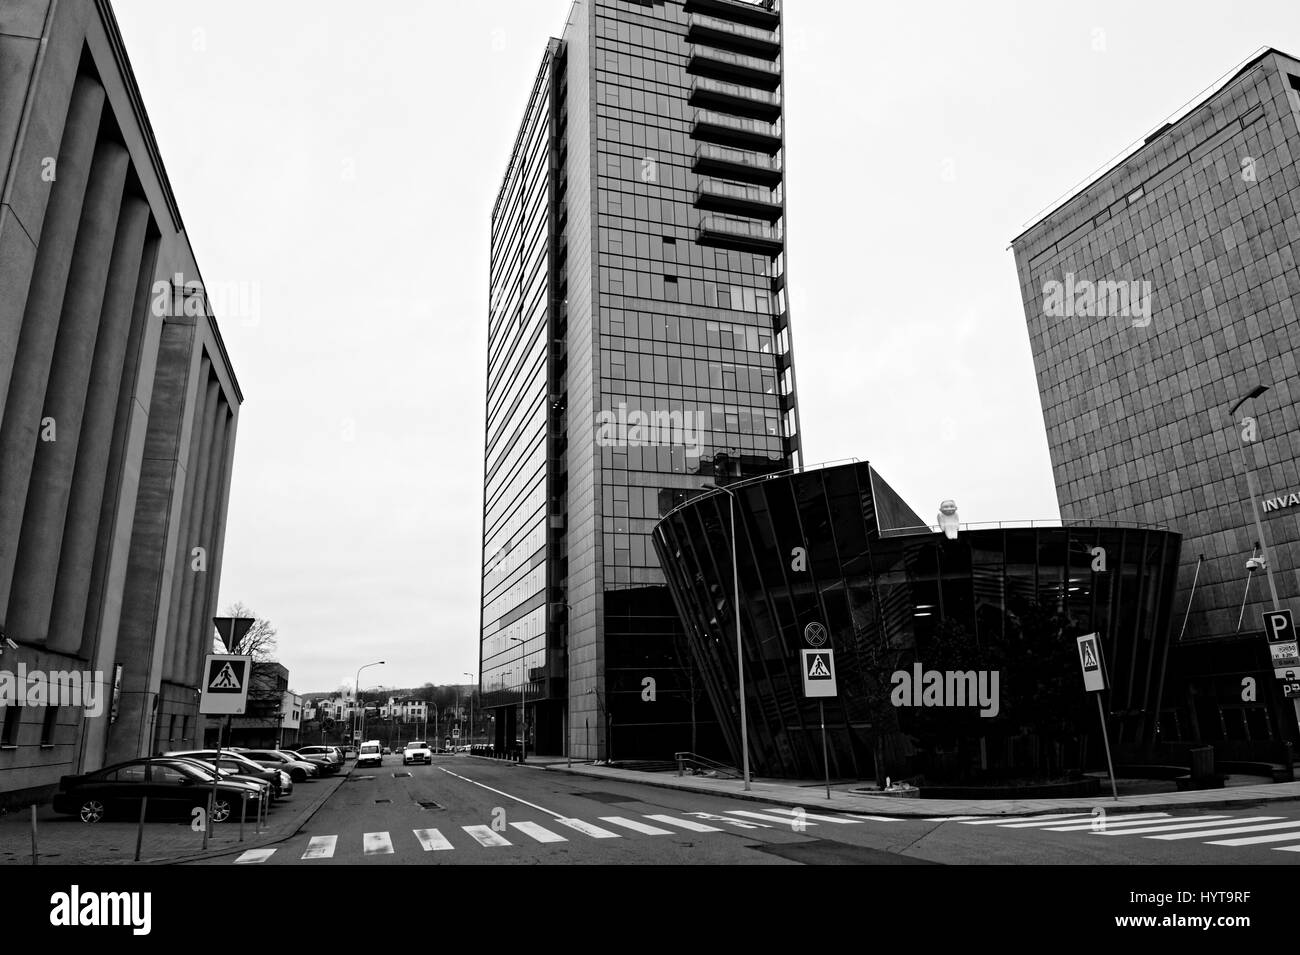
[212,601,278,661]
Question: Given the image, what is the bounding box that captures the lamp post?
[354,660,384,745]
[464,672,475,749]
[702,482,751,791]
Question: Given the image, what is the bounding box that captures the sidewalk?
[491,755,1300,818]
[0,766,350,865]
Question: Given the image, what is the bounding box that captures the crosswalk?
[953,810,1300,853]
[231,807,881,863]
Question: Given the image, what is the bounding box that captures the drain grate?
[393,772,412,778]
[417,800,443,811]
[374,798,391,804]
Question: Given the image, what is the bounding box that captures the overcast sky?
[111,0,1300,694]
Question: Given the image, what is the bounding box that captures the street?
[200,757,1300,866]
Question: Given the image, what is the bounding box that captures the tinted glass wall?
[654,461,1184,782]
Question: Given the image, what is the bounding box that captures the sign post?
[1076,633,1118,801]
[199,652,251,849]
[800,643,837,800]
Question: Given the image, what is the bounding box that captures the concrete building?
[480,0,799,761]
[0,0,242,805]
[1012,47,1300,750]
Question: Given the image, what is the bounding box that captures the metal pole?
[30,804,37,865]
[203,715,231,849]
[731,492,751,790]
[1096,694,1119,801]
[240,792,247,842]
[134,797,147,862]
[820,700,831,800]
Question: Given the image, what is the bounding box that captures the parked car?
[233,749,319,783]
[52,757,262,824]
[294,745,343,768]
[169,758,274,806]
[279,748,339,775]
[402,740,432,766]
[165,749,285,798]
[356,740,383,768]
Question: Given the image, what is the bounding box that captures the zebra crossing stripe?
[302,835,337,859]
[1149,820,1300,841]
[1096,816,1280,836]
[600,816,674,835]
[959,813,1091,826]
[234,848,276,864]
[645,814,722,832]
[1275,844,1300,852]
[464,825,512,847]
[554,817,621,839]
[511,821,568,843]
[413,828,453,851]
[1206,829,1300,847]
[1042,813,1174,832]
[363,831,393,855]
[763,808,864,824]
[726,810,817,826]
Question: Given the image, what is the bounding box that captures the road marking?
[413,828,454,851]
[1096,816,1281,836]
[302,835,337,859]
[363,831,394,855]
[438,766,565,818]
[1041,813,1174,831]
[922,815,980,822]
[727,810,818,826]
[1276,844,1300,852]
[687,811,771,829]
[763,808,865,824]
[959,813,1092,826]
[234,848,276,864]
[600,816,674,835]
[1149,820,1300,841]
[554,817,621,839]
[645,814,721,832]
[511,821,568,843]
[464,825,512,847]
[1207,829,1300,846]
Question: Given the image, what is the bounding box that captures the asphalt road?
[194,756,1300,866]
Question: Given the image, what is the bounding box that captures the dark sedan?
[52,758,263,823]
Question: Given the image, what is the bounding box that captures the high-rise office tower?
[1012,48,1300,743]
[481,0,799,760]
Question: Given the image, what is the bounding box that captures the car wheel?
[291,768,307,783]
[79,799,107,823]
[211,798,233,823]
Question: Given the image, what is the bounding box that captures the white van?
[357,740,383,768]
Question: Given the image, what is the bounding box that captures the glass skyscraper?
[480,0,799,760]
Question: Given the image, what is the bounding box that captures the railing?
[694,142,783,179]
[880,518,1173,537]
[689,12,779,46]
[698,176,781,206]
[694,108,782,141]
[690,44,781,79]
[699,213,783,246]
[674,751,742,778]
[692,76,782,109]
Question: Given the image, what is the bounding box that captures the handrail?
[674,751,741,778]
[879,518,1172,535]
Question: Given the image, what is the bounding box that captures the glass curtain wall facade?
[481,0,800,760]
[654,461,1185,782]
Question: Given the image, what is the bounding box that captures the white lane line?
[554,817,621,839]
[1149,820,1300,841]
[363,831,394,855]
[437,766,566,818]
[645,814,722,832]
[600,816,674,835]
[923,816,980,822]
[302,836,337,859]
[959,813,1092,826]
[1275,845,1300,852]
[1042,813,1176,832]
[762,808,864,824]
[511,821,568,843]
[1098,817,1281,836]
[464,825,512,847]
[727,810,819,826]
[1208,829,1300,847]
[234,848,276,864]
[413,828,454,851]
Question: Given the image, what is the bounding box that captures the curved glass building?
[653,461,1183,782]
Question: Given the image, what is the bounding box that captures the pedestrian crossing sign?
[200,654,252,714]
[801,649,837,698]
[1076,634,1106,693]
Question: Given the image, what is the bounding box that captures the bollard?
[240,792,248,842]
[134,796,148,862]
[30,804,37,866]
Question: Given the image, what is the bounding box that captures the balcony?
[695,177,782,222]
[692,109,781,155]
[687,13,780,60]
[684,0,780,30]
[697,214,783,254]
[693,142,782,186]
[690,76,782,121]
[688,45,781,91]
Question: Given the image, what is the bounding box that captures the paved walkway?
[0,767,350,865]
[480,755,1300,818]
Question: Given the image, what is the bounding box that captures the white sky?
[110,0,1300,693]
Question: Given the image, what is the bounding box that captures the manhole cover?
[375,798,391,804]
[393,772,412,778]
[418,800,443,810]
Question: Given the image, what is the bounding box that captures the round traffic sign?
[804,622,827,647]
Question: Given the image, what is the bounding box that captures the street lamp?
[701,482,751,790]
[464,672,475,749]
[354,660,384,745]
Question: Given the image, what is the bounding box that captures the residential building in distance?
[1012,47,1300,749]
[0,0,243,806]
[480,0,799,761]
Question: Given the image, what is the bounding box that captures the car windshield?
[360,745,379,753]
[408,742,427,748]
